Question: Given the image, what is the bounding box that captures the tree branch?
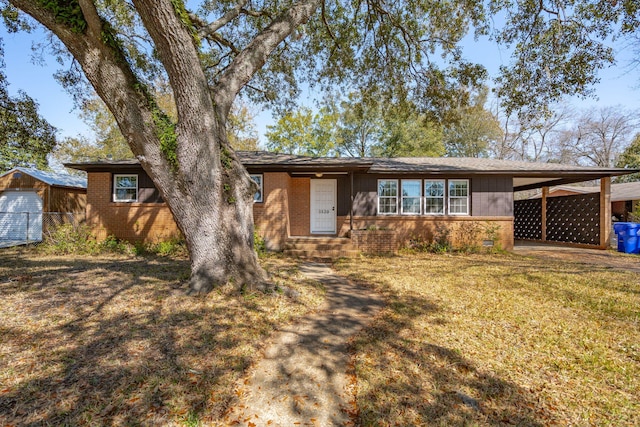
[132,0,216,128]
[213,0,323,117]
[78,0,102,36]
[321,0,337,45]
[7,0,173,180]
[190,0,246,36]
[210,33,240,54]
[189,2,272,40]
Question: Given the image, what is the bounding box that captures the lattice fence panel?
[514,199,542,240]
[546,194,600,245]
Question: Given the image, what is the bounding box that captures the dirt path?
[225,262,384,427]
[514,242,640,272]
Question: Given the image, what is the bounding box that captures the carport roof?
[65,151,637,190]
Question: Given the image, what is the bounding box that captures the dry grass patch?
[0,248,323,426]
[335,252,640,426]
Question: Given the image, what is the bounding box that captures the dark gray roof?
[1,167,87,189]
[64,151,636,187]
[368,156,629,175]
[238,151,373,170]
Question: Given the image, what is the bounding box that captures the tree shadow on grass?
[345,277,552,426]
[0,252,305,426]
[226,265,384,425]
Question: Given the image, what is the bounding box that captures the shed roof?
[0,167,87,189]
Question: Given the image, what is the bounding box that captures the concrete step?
[283,237,360,259]
[283,248,360,259]
[285,237,354,246]
[284,242,357,251]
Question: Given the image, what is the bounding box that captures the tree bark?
[7,0,275,292]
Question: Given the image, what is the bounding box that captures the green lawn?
[334,251,640,426]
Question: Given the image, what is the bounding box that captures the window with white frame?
[448,179,469,215]
[424,180,445,214]
[401,180,421,214]
[113,174,138,202]
[250,174,263,202]
[377,179,398,214]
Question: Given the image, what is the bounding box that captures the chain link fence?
[0,211,85,244]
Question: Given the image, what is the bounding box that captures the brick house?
[66,152,633,254]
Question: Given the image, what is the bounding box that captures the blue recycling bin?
[617,230,626,252]
[614,222,640,253]
[626,223,640,237]
[614,222,632,234]
[624,235,639,254]
[613,223,634,252]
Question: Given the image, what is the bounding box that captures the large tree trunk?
[9,0,321,293]
[155,128,268,294]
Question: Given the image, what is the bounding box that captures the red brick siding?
[86,172,180,242]
[341,216,514,250]
[253,172,291,250]
[289,177,310,236]
[351,229,398,254]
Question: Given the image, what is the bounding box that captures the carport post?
[541,187,548,242]
[600,177,611,249]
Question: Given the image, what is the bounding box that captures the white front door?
[310,179,337,234]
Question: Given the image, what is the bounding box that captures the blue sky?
[1,22,639,144]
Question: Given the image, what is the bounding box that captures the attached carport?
[513,166,637,249]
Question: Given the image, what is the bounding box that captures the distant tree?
[0,57,56,171]
[490,112,528,160]
[265,107,336,156]
[377,107,444,157]
[615,133,640,182]
[268,92,445,158]
[53,96,134,164]
[227,102,260,151]
[496,104,575,162]
[335,92,383,157]
[56,94,259,164]
[572,106,638,167]
[444,89,502,157]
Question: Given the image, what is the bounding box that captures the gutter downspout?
[349,171,354,233]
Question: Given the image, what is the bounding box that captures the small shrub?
[100,235,136,255]
[405,235,431,252]
[482,222,503,252]
[430,226,452,253]
[39,224,99,255]
[453,222,482,253]
[254,230,266,256]
[405,228,452,254]
[148,237,187,257]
